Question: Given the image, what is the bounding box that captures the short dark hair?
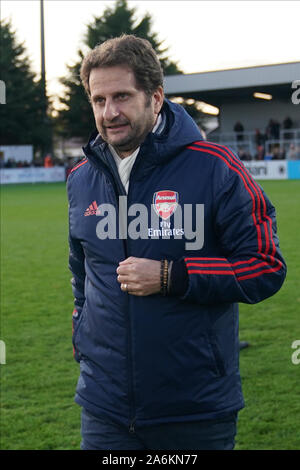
[80,34,164,99]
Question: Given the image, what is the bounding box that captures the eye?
[116,93,128,101]
[93,96,104,105]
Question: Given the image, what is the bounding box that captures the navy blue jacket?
[67,100,286,430]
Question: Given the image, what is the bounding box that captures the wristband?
[160,259,169,296]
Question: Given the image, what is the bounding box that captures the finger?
[127,286,141,295]
[121,283,140,294]
[116,265,131,275]
[120,283,129,292]
[119,257,137,265]
[117,274,131,284]
[128,288,145,296]
[117,264,139,277]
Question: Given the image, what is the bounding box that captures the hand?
[116,257,161,296]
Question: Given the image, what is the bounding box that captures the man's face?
[89,65,164,158]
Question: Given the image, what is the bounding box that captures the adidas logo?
[84,201,99,216]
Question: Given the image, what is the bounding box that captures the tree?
[55,0,182,140]
[0,20,52,158]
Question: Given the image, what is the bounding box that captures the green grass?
[0,183,80,450]
[0,180,299,450]
[235,180,300,450]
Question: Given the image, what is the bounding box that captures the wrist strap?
[160,259,169,296]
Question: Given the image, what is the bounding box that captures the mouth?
[105,123,129,132]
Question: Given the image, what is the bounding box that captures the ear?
[152,86,164,114]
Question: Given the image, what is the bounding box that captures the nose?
[103,99,119,122]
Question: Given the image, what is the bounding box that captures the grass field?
[0,180,300,450]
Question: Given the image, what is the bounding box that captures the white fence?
[240,160,300,180]
[0,145,33,163]
[243,160,287,179]
[1,161,300,184]
[0,167,66,184]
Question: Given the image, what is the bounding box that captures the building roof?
[164,62,300,106]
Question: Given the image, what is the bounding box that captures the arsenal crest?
[153,190,179,220]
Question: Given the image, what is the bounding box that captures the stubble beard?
[112,117,154,155]
[102,100,156,157]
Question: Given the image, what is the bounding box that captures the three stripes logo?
[84,201,99,216]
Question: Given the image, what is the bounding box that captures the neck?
[116,147,139,160]
[109,143,139,161]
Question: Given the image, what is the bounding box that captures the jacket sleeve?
[67,176,86,361]
[178,165,287,305]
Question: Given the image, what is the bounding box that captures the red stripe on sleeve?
[186,142,281,280]
[71,159,88,173]
[197,141,276,258]
[188,144,263,254]
[185,257,227,261]
[187,269,235,275]
[237,264,282,281]
[186,263,231,268]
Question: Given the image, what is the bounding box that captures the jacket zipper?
[125,175,137,433]
[83,146,136,433]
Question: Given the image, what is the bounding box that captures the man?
[67,35,286,450]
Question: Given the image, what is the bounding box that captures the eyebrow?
[91,94,104,102]
[91,91,133,102]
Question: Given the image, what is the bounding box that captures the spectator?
[266,119,280,140]
[286,143,300,160]
[283,117,293,140]
[255,129,265,146]
[238,148,251,161]
[5,158,17,168]
[234,121,244,141]
[0,152,4,169]
[273,120,280,140]
[44,154,54,168]
[271,145,285,160]
[255,145,265,161]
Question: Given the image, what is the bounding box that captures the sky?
[2,0,300,109]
